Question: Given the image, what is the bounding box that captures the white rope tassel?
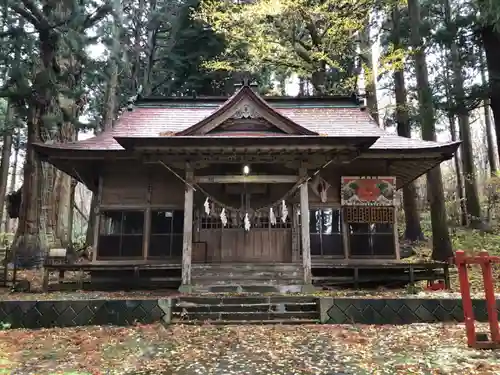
[281,200,288,223]
[220,208,228,227]
[204,197,210,215]
[269,207,277,226]
[244,213,251,231]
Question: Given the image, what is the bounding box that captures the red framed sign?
[341,176,396,206]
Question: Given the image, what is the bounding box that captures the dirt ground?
[0,323,499,375]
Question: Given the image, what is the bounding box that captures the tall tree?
[443,0,484,228]
[479,3,500,161]
[360,22,380,125]
[390,6,424,241]
[407,0,453,260]
[4,1,111,266]
[480,49,498,174]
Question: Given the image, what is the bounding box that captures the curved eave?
[389,157,450,189]
[113,135,379,151]
[176,86,318,136]
[33,143,127,158]
[364,141,461,157]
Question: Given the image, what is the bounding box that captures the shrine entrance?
[221,211,293,263]
[194,176,297,264]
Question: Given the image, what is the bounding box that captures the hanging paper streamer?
[204,198,210,215]
[269,207,277,226]
[244,213,251,231]
[220,208,228,227]
[281,200,288,223]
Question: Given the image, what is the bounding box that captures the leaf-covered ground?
[0,323,499,375]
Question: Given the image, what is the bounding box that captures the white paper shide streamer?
[220,208,228,227]
[204,198,210,215]
[269,207,277,226]
[244,213,251,231]
[281,200,288,223]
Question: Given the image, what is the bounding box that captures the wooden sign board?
[341,176,396,206]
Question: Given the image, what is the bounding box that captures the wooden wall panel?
[150,165,185,206]
[215,229,291,263]
[198,229,222,262]
[101,161,148,205]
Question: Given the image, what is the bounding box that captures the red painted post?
[479,251,500,343]
[455,250,477,347]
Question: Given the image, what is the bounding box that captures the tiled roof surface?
[38,102,454,152]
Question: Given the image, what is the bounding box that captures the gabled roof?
[33,87,459,157]
[176,86,317,136]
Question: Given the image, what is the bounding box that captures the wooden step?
[191,273,304,279]
[192,264,303,271]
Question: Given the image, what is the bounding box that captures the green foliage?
[451,229,500,254]
[196,0,376,95]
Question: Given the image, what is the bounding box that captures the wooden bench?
[43,248,88,292]
[43,256,182,291]
[312,262,452,290]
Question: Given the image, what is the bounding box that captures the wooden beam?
[180,164,194,292]
[92,175,103,263]
[143,171,152,260]
[194,175,299,184]
[299,168,312,285]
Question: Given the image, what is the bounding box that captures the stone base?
[300,283,316,293]
[178,284,193,293]
[190,284,305,294]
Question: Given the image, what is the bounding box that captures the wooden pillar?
[92,175,103,263]
[299,169,312,287]
[393,206,401,260]
[291,203,300,262]
[143,172,152,260]
[180,165,194,292]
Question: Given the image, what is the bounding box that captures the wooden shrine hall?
[35,83,460,292]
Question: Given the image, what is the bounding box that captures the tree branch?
[10,5,43,30]
[83,3,113,29]
[21,0,48,26]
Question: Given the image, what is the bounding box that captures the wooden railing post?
[455,250,500,349]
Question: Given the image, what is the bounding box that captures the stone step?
[173,302,318,313]
[172,319,320,325]
[172,311,320,322]
[176,296,318,305]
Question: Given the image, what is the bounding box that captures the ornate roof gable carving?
[232,100,261,119]
[176,86,317,136]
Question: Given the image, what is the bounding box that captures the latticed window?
[309,208,343,257]
[148,210,184,257]
[343,206,394,224]
[343,206,396,258]
[98,210,144,258]
[197,209,291,229]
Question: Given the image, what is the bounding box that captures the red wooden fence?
[455,250,500,349]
